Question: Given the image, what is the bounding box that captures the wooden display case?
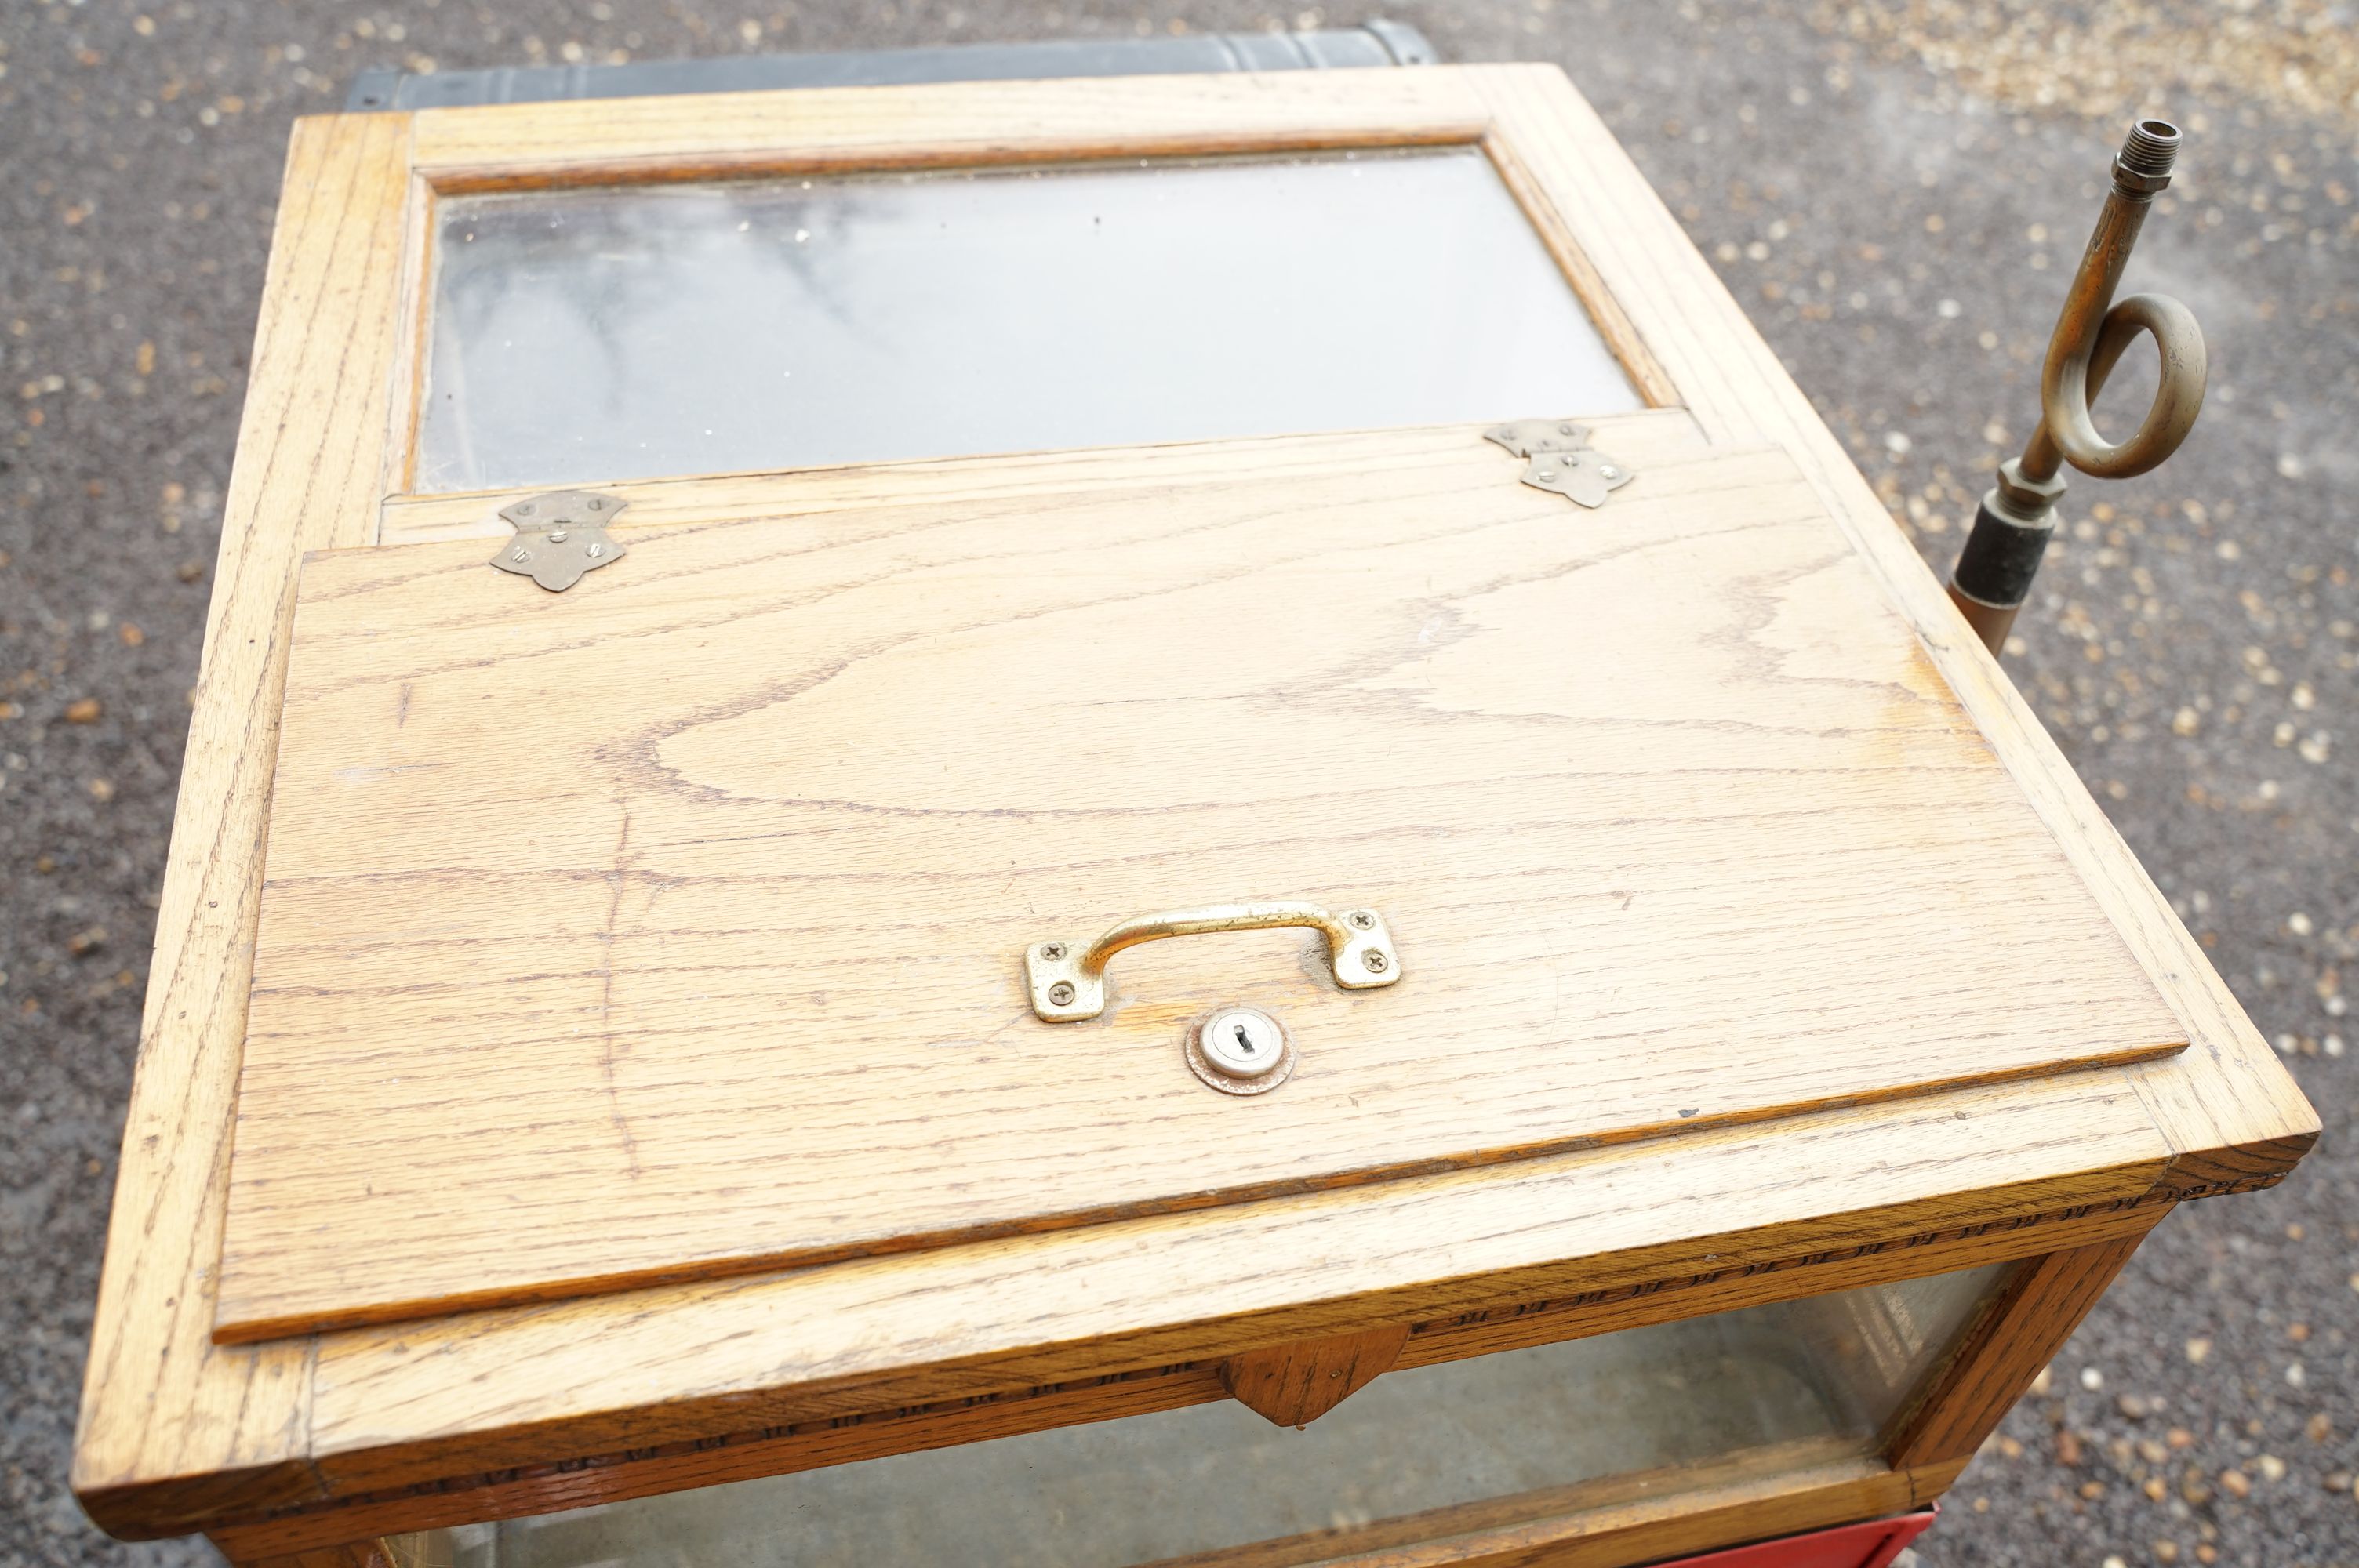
[71,60,2315,1568]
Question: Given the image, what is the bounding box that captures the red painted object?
[1648,1507,1938,1568]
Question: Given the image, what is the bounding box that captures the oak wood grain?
[407,69,1492,191]
[118,1074,2158,1545]
[219,440,2181,1341]
[1221,1324,1410,1427]
[373,410,1714,547]
[71,111,420,1530]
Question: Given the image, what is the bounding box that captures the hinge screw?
[1048,981,1076,1007]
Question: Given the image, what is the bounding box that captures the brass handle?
[1025,902,1401,1022]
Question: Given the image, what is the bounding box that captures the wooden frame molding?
[76,62,2313,1565]
[373,409,1714,547]
[1117,1446,1960,1568]
[215,1544,398,1568]
[216,1450,1951,1568]
[1883,1226,2155,1471]
[142,1194,2165,1558]
[380,69,1675,492]
[1220,1325,1412,1428]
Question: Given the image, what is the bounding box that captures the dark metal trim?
[345,24,1435,113]
[1950,499,2054,612]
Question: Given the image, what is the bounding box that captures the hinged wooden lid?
[216,438,2183,1343]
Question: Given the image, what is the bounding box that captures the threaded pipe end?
[2118,118,2180,180]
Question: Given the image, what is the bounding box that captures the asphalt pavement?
[1,2,2351,1565]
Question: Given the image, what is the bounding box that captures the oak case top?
[218,439,2182,1343]
[72,63,2315,1548]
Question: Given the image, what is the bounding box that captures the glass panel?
[415,148,1643,492]
[391,1261,2006,1568]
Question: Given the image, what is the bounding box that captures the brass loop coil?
[2039,289,2208,481]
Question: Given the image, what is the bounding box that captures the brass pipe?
[1947,119,2209,655]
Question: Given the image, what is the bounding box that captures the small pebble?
[2220,1468,2252,1499]
[2184,1338,2212,1365]
[64,697,102,723]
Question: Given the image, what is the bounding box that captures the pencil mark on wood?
[596,808,640,1179]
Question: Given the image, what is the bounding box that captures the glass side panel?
[414,148,1643,492]
[391,1261,2006,1568]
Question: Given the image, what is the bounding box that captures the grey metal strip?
[344,23,1434,113]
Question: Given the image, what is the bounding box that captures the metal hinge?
[489,489,628,592]
[1484,419,1634,508]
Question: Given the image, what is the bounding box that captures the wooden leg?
[206,1537,398,1568]
[1881,1219,2158,1472]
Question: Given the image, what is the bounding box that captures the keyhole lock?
[1187,1007,1294,1097]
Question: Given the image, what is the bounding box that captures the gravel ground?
[1,2,2350,1566]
